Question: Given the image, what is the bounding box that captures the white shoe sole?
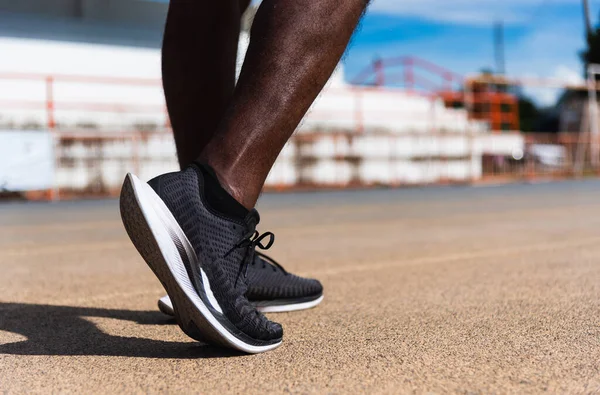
[158,294,324,316]
[120,173,282,354]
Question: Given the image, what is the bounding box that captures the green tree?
[581,29,600,74]
[581,0,600,75]
[518,96,540,132]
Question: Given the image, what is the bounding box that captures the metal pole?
[587,65,600,169]
[354,90,364,133]
[374,58,385,87]
[494,21,506,76]
[46,76,59,201]
[404,58,414,92]
[583,0,593,37]
[46,76,55,130]
[464,79,478,184]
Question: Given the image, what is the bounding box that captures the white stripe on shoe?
[158,294,324,316]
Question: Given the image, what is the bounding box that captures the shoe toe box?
[265,320,284,340]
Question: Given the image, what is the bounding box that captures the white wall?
[0,130,54,191]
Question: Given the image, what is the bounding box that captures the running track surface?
[1,181,599,393]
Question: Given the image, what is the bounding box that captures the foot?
[119,163,283,353]
[158,252,324,316]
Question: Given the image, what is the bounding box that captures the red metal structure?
[352,56,464,93]
[352,56,520,132]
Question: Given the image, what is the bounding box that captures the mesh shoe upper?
[149,166,282,341]
[245,253,323,301]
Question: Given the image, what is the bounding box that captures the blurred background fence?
[1,67,599,199]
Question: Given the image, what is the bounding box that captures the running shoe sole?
[120,173,282,353]
[158,294,324,316]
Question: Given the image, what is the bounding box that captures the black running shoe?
[119,164,283,353]
[158,252,323,315]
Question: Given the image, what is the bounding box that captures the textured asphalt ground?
[0,181,599,393]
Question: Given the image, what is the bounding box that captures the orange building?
[440,81,520,132]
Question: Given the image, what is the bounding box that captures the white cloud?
[502,17,585,105]
[554,64,585,84]
[519,65,584,106]
[368,0,581,25]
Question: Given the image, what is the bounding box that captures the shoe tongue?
[244,209,260,229]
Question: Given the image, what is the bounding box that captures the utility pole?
[494,21,505,75]
[583,0,599,169]
[583,0,593,37]
[588,65,600,169]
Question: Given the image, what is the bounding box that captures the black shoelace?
[225,229,275,286]
[255,252,288,275]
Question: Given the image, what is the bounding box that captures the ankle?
[196,157,256,210]
[211,168,250,209]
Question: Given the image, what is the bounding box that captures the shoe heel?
[120,174,171,282]
[120,174,159,273]
[120,174,225,346]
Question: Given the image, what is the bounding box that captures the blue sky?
[152,0,600,104]
[345,0,600,103]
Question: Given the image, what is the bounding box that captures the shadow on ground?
[0,302,244,359]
